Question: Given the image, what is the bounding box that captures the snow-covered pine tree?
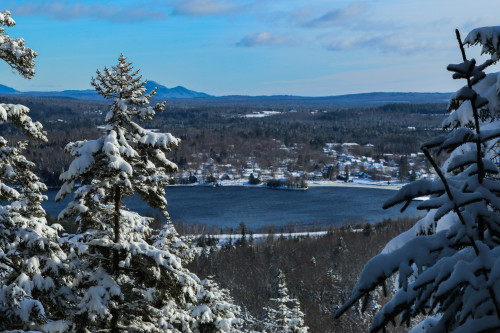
[335,27,500,332]
[263,270,308,333]
[57,55,241,332]
[0,10,36,79]
[0,10,71,332]
[190,277,242,332]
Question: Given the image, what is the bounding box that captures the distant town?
[173,140,431,189]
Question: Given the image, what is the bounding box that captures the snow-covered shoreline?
[169,179,403,191]
[203,231,330,245]
[307,180,402,190]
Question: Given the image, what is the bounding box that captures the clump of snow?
[465,26,500,60]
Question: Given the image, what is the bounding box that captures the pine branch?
[455,29,486,184]
[422,147,500,321]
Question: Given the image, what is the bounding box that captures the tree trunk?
[111,185,121,332]
[113,185,121,273]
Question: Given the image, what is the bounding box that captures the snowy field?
[197,231,330,245]
[172,178,405,190]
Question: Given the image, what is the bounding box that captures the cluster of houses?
[320,143,431,183]
[172,141,432,187]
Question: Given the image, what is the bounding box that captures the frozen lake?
[43,186,423,230]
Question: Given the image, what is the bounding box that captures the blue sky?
[1,0,500,96]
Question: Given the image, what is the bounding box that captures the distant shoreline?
[48,180,404,191]
[307,181,402,191]
[167,180,403,191]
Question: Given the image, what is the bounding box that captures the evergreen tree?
[398,155,409,182]
[57,55,241,332]
[239,306,259,332]
[263,270,308,333]
[0,10,71,332]
[191,278,242,332]
[0,10,36,78]
[248,173,261,185]
[335,27,500,332]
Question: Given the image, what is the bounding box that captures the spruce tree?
[263,270,308,333]
[191,278,243,332]
[57,55,241,332]
[335,27,500,332]
[0,10,71,332]
[0,10,36,78]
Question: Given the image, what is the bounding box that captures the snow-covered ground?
[308,179,402,190]
[172,178,404,190]
[199,231,329,245]
[243,111,282,118]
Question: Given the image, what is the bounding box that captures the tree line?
[0,95,446,187]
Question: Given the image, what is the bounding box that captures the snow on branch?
[465,26,500,61]
[335,230,452,319]
[0,10,36,78]
[382,179,445,210]
[336,26,500,332]
[0,103,46,141]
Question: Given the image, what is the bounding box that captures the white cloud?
[6,1,166,22]
[236,31,298,47]
[172,0,252,16]
[303,2,366,28]
[325,34,448,55]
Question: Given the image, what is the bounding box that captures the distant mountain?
[0,82,451,107]
[145,81,211,99]
[214,92,452,106]
[0,84,18,94]
[0,81,211,100]
[22,89,99,100]
[317,92,452,105]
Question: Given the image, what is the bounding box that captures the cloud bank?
[6,1,166,22]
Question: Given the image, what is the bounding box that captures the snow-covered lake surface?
[44,186,423,230]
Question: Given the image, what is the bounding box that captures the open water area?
[43,186,423,230]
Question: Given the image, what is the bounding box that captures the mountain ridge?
[0,84,18,93]
[0,82,452,106]
[0,81,210,100]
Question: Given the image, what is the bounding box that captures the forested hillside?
[0,94,445,186]
[188,217,416,332]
